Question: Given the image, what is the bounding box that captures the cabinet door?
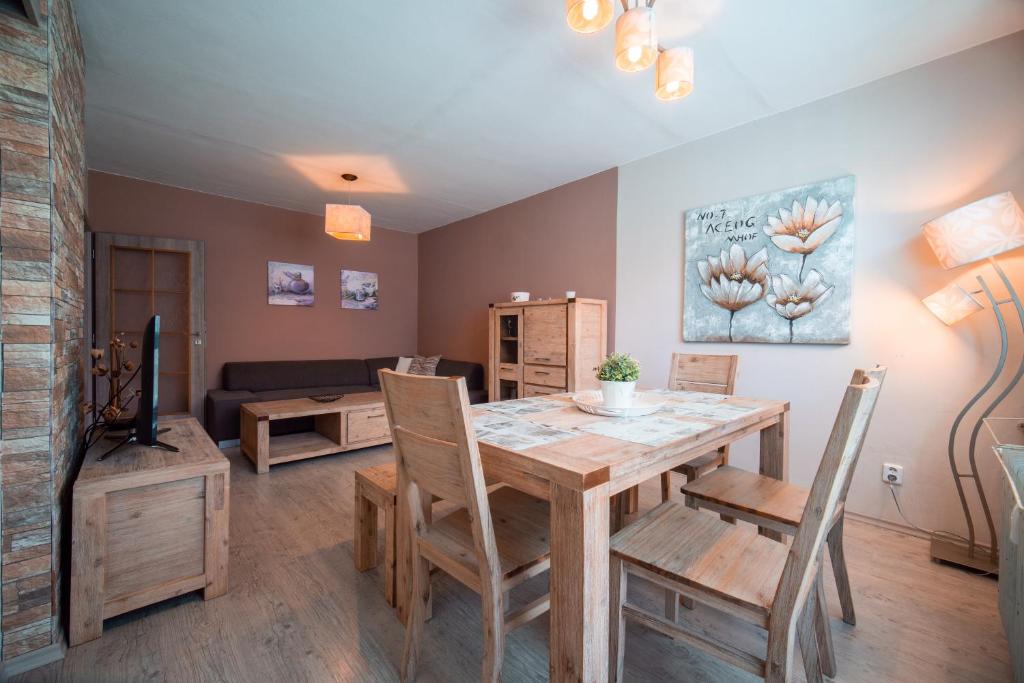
[524,305,567,366]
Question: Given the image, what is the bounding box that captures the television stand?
[98,426,179,461]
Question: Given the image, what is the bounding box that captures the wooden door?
[92,233,206,421]
[523,304,567,366]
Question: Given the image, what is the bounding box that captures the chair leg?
[400,549,430,682]
[660,472,672,503]
[609,558,627,683]
[797,592,823,683]
[664,587,680,623]
[354,484,378,571]
[610,493,626,534]
[626,485,640,513]
[384,502,396,607]
[481,587,505,683]
[814,572,837,678]
[827,514,856,626]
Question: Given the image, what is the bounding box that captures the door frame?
[91,232,207,422]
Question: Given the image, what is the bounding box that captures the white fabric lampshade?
[922,282,984,326]
[615,7,657,72]
[655,47,694,101]
[922,191,1024,269]
[325,204,371,241]
[566,0,613,33]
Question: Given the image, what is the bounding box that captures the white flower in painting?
[765,269,834,320]
[696,244,770,312]
[763,197,843,254]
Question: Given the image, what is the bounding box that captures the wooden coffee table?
[240,393,390,473]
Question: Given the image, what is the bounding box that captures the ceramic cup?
[566,290,576,298]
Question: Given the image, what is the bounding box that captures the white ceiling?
[77,1,1024,233]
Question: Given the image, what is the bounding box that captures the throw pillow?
[396,356,414,374]
[408,355,441,376]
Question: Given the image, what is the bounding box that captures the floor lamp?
[921,191,1024,573]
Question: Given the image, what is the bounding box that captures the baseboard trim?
[845,510,931,541]
[0,641,65,680]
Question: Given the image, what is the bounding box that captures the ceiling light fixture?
[566,0,614,33]
[569,0,694,103]
[325,173,371,242]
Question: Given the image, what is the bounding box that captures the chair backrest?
[378,369,502,589]
[766,366,886,677]
[668,353,738,395]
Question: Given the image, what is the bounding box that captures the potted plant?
[597,352,641,409]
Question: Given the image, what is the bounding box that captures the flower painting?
[268,261,314,306]
[341,269,379,310]
[684,175,854,344]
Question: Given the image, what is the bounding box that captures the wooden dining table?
[394,389,789,682]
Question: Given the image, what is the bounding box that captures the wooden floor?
[16,444,1010,682]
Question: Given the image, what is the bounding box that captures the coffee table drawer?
[348,408,390,444]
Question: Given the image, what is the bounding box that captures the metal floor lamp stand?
[932,257,1023,573]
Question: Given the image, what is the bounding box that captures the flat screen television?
[98,314,178,459]
[135,314,161,445]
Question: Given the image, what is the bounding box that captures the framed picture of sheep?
[683,175,855,344]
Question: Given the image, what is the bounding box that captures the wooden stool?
[354,463,397,606]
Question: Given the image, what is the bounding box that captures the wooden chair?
[610,368,884,682]
[660,353,739,503]
[354,463,398,606]
[380,369,551,683]
[680,365,887,627]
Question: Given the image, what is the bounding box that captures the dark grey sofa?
[205,356,486,443]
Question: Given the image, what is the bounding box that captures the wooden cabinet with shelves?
[487,298,607,401]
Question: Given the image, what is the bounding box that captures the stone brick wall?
[0,0,84,661]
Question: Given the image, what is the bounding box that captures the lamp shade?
[325,204,371,241]
[655,47,694,101]
[615,7,657,72]
[566,0,613,33]
[922,191,1024,269]
[922,282,984,326]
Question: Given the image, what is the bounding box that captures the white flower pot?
[601,380,637,410]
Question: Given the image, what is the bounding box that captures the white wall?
[616,32,1024,542]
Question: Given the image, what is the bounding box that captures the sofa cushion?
[408,355,441,376]
[366,357,401,386]
[222,359,370,392]
[437,358,485,391]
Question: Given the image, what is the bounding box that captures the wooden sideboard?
[487,298,607,401]
[70,416,229,646]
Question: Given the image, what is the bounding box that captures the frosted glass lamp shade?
[615,7,657,72]
[922,191,1024,269]
[566,0,613,33]
[655,47,694,101]
[325,204,371,241]
[922,282,984,326]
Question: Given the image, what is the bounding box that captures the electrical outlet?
[882,463,903,486]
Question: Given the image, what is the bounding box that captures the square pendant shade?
[655,47,694,101]
[566,0,613,33]
[325,204,371,241]
[615,7,657,72]
[922,282,984,326]
[922,191,1024,269]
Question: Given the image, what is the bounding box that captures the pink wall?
[417,169,618,365]
[86,171,418,390]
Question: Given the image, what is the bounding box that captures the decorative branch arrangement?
[87,334,139,423]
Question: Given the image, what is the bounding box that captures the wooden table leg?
[550,481,610,683]
[204,472,230,599]
[256,418,270,474]
[759,410,790,541]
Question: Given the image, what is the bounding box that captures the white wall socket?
[883,463,903,486]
